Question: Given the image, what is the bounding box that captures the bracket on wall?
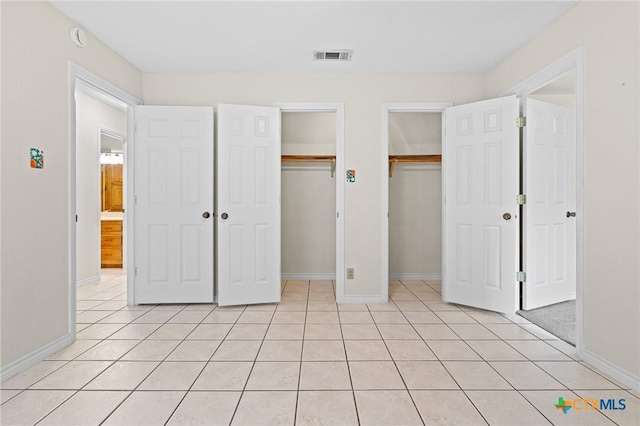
[281,155,337,177]
[388,154,442,177]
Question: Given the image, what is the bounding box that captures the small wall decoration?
[30,148,44,169]
[346,169,356,183]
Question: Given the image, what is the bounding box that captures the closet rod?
[281,155,336,177]
[389,154,442,177]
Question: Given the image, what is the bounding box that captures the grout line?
[293,279,310,426]
[340,295,361,426]
[13,273,626,425]
[227,300,276,424]
[370,291,426,425]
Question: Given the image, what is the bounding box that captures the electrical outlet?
[347,268,354,279]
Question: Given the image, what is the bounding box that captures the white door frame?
[69,62,142,339]
[502,47,585,353]
[381,103,452,302]
[275,103,346,302]
[98,126,127,274]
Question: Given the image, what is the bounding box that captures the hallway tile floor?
[1,270,638,425]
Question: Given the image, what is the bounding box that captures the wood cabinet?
[101,220,122,268]
[101,164,123,212]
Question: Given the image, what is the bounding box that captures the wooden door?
[102,164,123,211]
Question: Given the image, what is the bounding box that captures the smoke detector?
[69,27,87,48]
[313,50,353,61]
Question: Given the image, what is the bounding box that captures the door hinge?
[517,194,526,205]
[517,271,526,282]
[134,267,138,277]
[134,123,138,133]
[75,214,78,223]
[517,116,527,128]
[134,195,138,205]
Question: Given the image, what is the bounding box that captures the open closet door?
[217,104,281,306]
[523,98,576,309]
[443,96,519,314]
[134,106,214,304]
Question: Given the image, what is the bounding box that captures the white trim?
[440,112,448,304]
[71,63,142,107]
[340,295,388,304]
[69,61,141,344]
[502,47,585,354]
[281,273,337,281]
[126,107,136,305]
[274,103,345,303]
[77,274,100,288]
[501,48,583,98]
[0,332,74,383]
[389,273,442,281]
[581,348,640,391]
[100,128,126,142]
[76,80,127,113]
[382,103,452,304]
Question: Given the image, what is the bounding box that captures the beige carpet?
[517,300,575,346]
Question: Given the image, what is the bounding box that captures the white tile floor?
[1,270,638,425]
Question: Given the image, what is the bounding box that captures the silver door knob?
[566,211,576,218]
[221,213,229,220]
[202,212,210,219]
[503,213,512,221]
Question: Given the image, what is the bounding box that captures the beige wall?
[389,112,442,155]
[76,92,127,284]
[389,164,441,275]
[389,112,442,275]
[488,1,640,378]
[282,169,336,275]
[143,72,487,295]
[0,1,142,370]
[282,112,336,155]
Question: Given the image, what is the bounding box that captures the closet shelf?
[282,155,336,177]
[389,154,442,177]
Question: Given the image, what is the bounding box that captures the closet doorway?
[381,103,451,300]
[276,103,345,302]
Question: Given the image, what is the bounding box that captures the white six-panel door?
[217,104,281,306]
[443,96,519,314]
[134,106,214,304]
[523,98,576,309]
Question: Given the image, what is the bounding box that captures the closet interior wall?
[389,112,442,279]
[281,112,337,279]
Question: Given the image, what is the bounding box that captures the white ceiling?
[51,1,577,73]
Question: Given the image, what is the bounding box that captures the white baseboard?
[580,347,640,391]
[281,273,336,281]
[77,274,100,288]
[389,273,442,281]
[338,294,388,304]
[0,332,74,383]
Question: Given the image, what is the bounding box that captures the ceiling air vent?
[314,50,353,62]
